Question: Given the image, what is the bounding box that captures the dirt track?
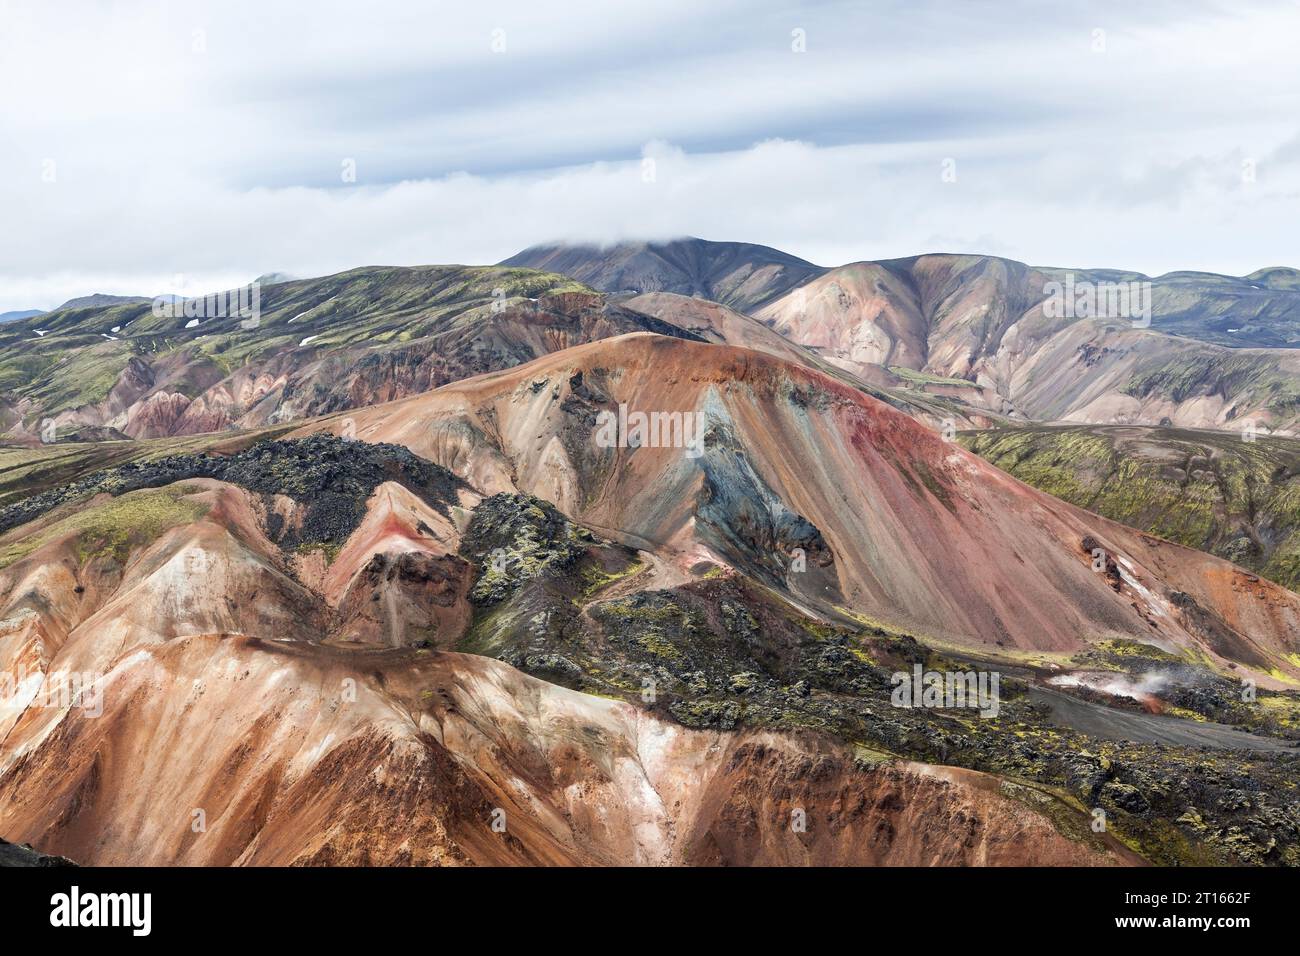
[1031,687,1297,751]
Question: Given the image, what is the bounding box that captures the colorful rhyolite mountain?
[3,239,1300,868]
[511,239,1300,434]
[2,329,1299,866]
[8,238,1300,448]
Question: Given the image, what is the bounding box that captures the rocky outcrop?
[0,837,76,867]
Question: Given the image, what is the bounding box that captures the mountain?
[0,310,44,324]
[756,255,1300,432]
[53,293,151,311]
[620,291,995,430]
[511,241,1300,434]
[4,337,1299,865]
[754,254,1300,434]
[0,264,999,447]
[502,238,826,312]
[0,432,1140,866]
[962,424,1300,592]
[292,332,1300,675]
[0,266,687,443]
[16,245,1297,449]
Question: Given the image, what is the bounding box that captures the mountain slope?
[756,254,1300,432]
[3,382,1298,864]
[621,291,996,430]
[0,310,44,325]
[502,238,826,312]
[962,424,1300,592]
[505,241,1300,433]
[0,265,999,447]
[0,435,1140,866]
[292,333,1300,680]
[0,267,703,442]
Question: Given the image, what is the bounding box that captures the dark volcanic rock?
[0,837,76,867]
[0,434,464,547]
[460,493,593,606]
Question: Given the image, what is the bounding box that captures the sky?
[2,0,1300,311]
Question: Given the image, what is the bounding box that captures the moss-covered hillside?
[962,424,1300,590]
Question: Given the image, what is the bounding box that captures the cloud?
[2,0,1299,309]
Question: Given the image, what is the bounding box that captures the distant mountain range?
[0,260,987,445]
[0,309,45,324]
[506,238,1300,345]
[7,238,1297,448]
[508,239,1300,433]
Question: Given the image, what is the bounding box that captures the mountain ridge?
[508,239,1300,433]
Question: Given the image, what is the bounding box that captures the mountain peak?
[501,237,825,312]
[53,292,150,312]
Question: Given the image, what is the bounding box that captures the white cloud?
[2,0,1299,310]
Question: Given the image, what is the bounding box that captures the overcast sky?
[2,0,1299,311]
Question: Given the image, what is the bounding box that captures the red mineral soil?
[0,629,1135,866]
[0,422,1139,865]
[624,290,991,429]
[322,481,477,648]
[754,255,1300,432]
[292,332,1300,686]
[757,262,932,374]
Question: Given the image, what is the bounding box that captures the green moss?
[0,485,208,569]
[998,779,1113,851]
[1122,353,1300,409]
[1121,817,1226,867]
[295,541,343,565]
[575,557,645,603]
[1084,638,1181,663]
[463,494,589,605]
[796,617,837,640]
[599,600,682,624]
[963,425,1300,591]
[889,365,978,388]
[0,264,597,433]
[20,344,133,419]
[459,601,523,656]
[636,631,683,660]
